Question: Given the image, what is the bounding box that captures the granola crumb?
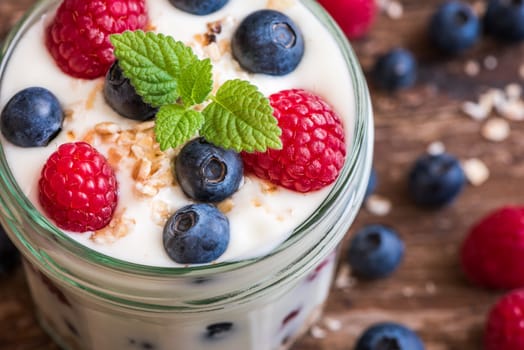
[365,194,392,216]
[151,200,171,226]
[505,83,522,100]
[310,325,327,339]
[386,0,403,19]
[91,211,135,244]
[425,281,437,295]
[323,317,342,332]
[464,60,480,77]
[335,264,354,289]
[85,81,103,110]
[481,118,510,142]
[483,55,498,70]
[461,101,490,121]
[427,141,445,155]
[266,0,296,11]
[462,158,490,186]
[217,199,235,213]
[401,286,415,298]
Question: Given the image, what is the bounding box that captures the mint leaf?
[201,80,282,152]
[179,58,213,107]
[110,31,201,107]
[155,105,204,150]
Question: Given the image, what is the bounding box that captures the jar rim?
[0,0,372,278]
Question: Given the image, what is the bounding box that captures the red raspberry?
[317,0,376,40]
[485,289,524,350]
[38,142,118,232]
[45,0,148,79]
[242,89,346,193]
[460,206,524,289]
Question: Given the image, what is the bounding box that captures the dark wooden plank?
[1,1,521,349]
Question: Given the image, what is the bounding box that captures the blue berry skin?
[163,203,229,264]
[371,48,417,91]
[355,322,425,350]
[104,62,158,121]
[168,0,228,15]
[0,225,20,276]
[175,138,243,203]
[429,1,480,54]
[1,87,63,147]
[365,168,377,198]
[408,153,465,208]
[232,9,305,76]
[485,0,524,42]
[347,224,404,280]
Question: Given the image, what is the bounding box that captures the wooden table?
[1,0,522,349]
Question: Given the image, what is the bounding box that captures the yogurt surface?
[0,0,355,267]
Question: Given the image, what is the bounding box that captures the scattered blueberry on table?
[347,224,404,280]
[429,1,480,54]
[408,152,465,208]
[354,322,425,350]
[484,0,524,42]
[371,48,417,91]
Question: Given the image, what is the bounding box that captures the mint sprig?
[110,30,282,152]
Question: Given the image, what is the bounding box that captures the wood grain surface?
[1,0,522,349]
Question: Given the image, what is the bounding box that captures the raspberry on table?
[460,206,524,290]
[485,289,524,350]
[45,0,148,79]
[241,89,346,193]
[38,142,118,232]
[317,0,376,40]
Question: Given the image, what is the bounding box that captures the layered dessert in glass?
[0,0,373,349]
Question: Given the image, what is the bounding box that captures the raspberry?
[242,89,346,193]
[485,289,524,350]
[45,0,148,79]
[317,0,376,40]
[460,206,524,289]
[38,142,118,232]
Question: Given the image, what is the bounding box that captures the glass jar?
[0,0,373,349]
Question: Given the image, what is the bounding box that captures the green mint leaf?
[179,58,213,107]
[201,79,282,152]
[155,105,204,150]
[110,31,201,107]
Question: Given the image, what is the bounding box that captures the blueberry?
[371,48,417,91]
[429,1,480,54]
[365,168,378,198]
[0,225,20,275]
[347,224,404,280]
[1,87,63,147]
[485,0,524,42]
[232,9,305,76]
[408,153,465,207]
[355,322,425,350]
[163,203,229,264]
[175,138,243,203]
[168,0,228,15]
[205,322,234,340]
[104,61,158,121]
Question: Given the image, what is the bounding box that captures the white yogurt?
[0,0,354,267]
